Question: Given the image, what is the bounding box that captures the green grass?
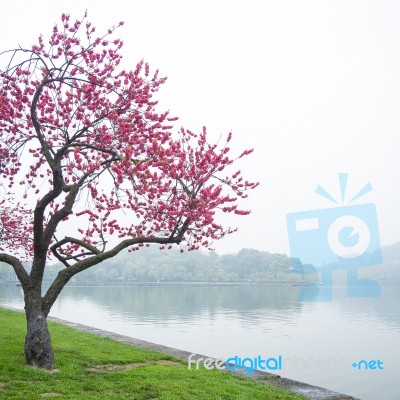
[0,307,305,400]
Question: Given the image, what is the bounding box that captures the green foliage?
[0,307,305,400]
[39,247,311,284]
[2,242,398,285]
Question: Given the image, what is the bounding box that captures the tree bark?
[24,292,55,369]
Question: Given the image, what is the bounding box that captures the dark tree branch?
[30,75,56,170]
[67,142,119,157]
[42,185,79,249]
[50,236,101,267]
[42,219,191,316]
[0,253,30,288]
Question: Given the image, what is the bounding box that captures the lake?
[1,283,399,400]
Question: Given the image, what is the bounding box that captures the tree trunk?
[24,297,55,369]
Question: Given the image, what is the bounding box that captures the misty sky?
[1,1,399,255]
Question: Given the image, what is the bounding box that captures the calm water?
[1,283,399,400]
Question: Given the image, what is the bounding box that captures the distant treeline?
[0,247,313,283]
[1,242,399,284]
[52,247,315,283]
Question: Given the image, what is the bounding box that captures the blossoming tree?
[0,13,257,369]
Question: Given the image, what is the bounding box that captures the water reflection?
[1,284,399,331]
[59,285,301,318]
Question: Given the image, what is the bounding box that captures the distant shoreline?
[1,280,299,287]
[2,280,399,287]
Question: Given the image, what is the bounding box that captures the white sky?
[1,1,399,255]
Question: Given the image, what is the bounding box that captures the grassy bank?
[0,308,305,400]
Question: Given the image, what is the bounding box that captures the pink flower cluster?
[0,13,257,260]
